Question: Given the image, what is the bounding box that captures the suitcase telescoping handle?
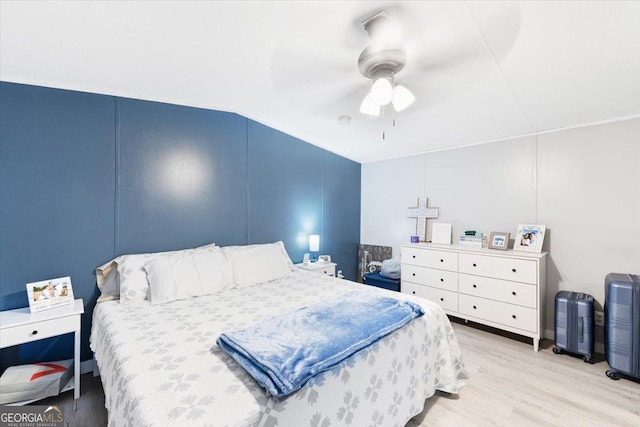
[576,293,586,343]
[578,317,584,343]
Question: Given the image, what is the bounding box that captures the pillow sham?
[95,258,121,303]
[94,242,216,304]
[118,243,217,303]
[222,241,295,270]
[117,252,162,303]
[97,269,119,303]
[224,241,294,288]
[145,250,232,306]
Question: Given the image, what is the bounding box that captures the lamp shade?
[309,234,320,252]
[359,93,381,116]
[370,76,393,105]
[391,84,415,111]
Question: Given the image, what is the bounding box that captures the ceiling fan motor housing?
[357,46,406,79]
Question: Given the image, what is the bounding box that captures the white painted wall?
[361,117,640,343]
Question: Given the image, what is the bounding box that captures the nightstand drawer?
[0,315,79,348]
[317,265,335,276]
[295,262,336,276]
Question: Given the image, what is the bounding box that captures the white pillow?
[116,243,217,303]
[145,250,232,305]
[224,241,293,288]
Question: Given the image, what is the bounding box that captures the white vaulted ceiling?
[1,1,639,163]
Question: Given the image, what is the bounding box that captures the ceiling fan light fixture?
[391,84,415,112]
[360,93,381,116]
[358,11,414,117]
[370,75,393,105]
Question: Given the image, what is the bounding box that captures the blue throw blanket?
[216,291,424,397]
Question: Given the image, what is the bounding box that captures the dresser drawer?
[459,253,537,284]
[402,282,458,312]
[402,247,458,271]
[0,315,79,348]
[459,274,537,308]
[459,294,536,333]
[402,265,458,291]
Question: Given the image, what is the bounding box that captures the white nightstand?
[295,262,337,277]
[0,299,84,402]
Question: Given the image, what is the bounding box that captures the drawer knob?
[473,284,477,288]
[440,278,444,282]
[472,263,477,267]
[473,305,477,310]
[512,268,517,273]
[412,291,416,295]
[412,255,416,259]
[412,273,416,276]
[440,259,444,263]
[512,315,517,319]
[512,291,517,296]
[440,297,444,302]
[32,330,38,335]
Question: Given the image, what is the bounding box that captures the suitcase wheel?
[552,347,562,355]
[583,355,593,364]
[606,370,620,380]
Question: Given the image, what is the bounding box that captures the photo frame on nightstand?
[26,276,75,313]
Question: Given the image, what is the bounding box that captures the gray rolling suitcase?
[605,273,640,381]
[553,291,594,363]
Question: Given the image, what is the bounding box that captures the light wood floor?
[34,320,639,426]
[410,320,640,427]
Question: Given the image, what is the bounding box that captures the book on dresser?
[400,243,547,351]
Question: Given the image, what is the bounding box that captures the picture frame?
[318,255,331,263]
[513,224,546,253]
[488,232,510,250]
[26,276,74,313]
[431,223,452,244]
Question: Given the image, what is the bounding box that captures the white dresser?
[401,243,547,351]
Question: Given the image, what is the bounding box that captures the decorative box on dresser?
[401,243,547,351]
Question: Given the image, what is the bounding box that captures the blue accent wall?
[116,98,248,253]
[322,151,361,280]
[0,84,116,369]
[247,120,324,262]
[0,82,360,370]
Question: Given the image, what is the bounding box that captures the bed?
[90,242,467,426]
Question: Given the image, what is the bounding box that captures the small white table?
[295,261,337,277]
[0,299,84,402]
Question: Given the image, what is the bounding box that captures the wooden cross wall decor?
[407,197,439,242]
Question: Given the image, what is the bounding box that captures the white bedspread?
[90,271,467,426]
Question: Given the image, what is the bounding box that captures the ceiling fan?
[357,11,415,117]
